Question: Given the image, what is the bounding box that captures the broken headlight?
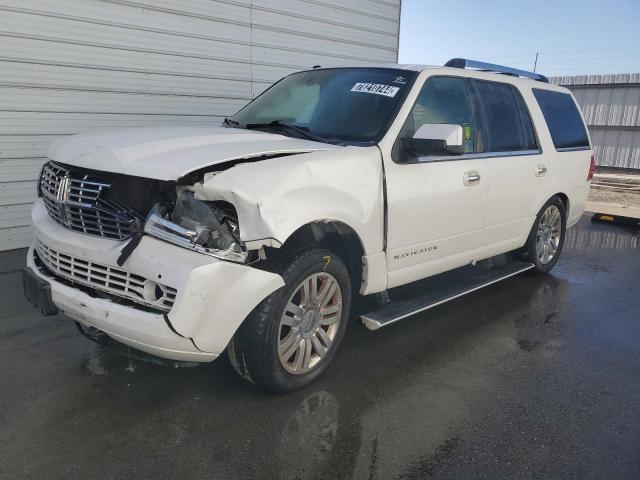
[144,190,247,263]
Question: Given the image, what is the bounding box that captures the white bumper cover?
[29,199,285,362]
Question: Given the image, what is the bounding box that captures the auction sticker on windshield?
[351,83,400,97]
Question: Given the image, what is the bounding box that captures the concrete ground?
[587,170,640,219]
[1,215,639,480]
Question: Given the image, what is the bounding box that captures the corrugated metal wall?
[0,0,401,251]
[551,73,640,171]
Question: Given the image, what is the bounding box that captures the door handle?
[464,171,481,186]
[536,165,547,177]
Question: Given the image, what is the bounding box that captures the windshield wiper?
[245,120,326,143]
[222,117,240,127]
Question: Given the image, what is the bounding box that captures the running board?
[361,260,534,330]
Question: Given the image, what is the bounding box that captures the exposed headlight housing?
[144,190,248,263]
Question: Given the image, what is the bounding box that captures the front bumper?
[28,199,285,361]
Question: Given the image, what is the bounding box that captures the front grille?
[39,161,140,240]
[34,238,177,312]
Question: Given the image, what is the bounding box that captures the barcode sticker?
[350,83,400,98]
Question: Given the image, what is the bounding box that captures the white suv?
[23,59,593,392]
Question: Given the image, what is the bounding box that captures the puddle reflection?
[277,390,340,479]
[565,227,638,251]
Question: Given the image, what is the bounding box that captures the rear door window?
[533,89,590,150]
[474,80,538,152]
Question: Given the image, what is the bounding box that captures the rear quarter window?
[533,89,590,150]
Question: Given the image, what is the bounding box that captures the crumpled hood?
[48,126,340,181]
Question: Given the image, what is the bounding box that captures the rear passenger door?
[473,79,546,253]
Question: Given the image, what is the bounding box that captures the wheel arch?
[534,192,570,220]
[553,192,570,217]
[280,220,366,292]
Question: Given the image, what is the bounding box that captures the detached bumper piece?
[23,267,59,316]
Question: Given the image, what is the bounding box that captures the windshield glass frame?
[227,67,419,146]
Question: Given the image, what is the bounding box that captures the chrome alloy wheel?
[536,205,562,264]
[277,272,343,375]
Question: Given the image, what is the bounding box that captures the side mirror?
[401,123,464,157]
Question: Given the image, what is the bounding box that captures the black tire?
[518,196,567,275]
[227,244,351,393]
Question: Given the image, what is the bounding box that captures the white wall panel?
[0,136,65,159]
[0,88,247,115]
[0,226,34,251]
[590,128,640,170]
[0,204,32,229]
[309,0,400,19]
[1,159,49,182]
[0,11,252,62]
[252,9,397,50]
[0,112,222,135]
[572,87,640,128]
[0,0,400,250]
[0,182,37,206]
[0,62,253,99]
[252,0,399,35]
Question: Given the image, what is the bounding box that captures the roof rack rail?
[444,58,549,83]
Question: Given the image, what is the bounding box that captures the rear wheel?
[227,245,351,393]
[519,196,567,275]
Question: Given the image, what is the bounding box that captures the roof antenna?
[312,65,322,69]
[533,52,539,73]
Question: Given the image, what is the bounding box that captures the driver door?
[383,76,489,288]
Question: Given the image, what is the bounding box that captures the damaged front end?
[144,189,249,264]
[37,160,260,267]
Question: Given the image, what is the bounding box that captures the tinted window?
[515,91,537,150]
[474,80,537,152]
[533,89,590,150]
[405,76,475,154]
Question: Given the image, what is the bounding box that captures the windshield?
[229,68,417,144]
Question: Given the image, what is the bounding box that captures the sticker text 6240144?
[350,83,400,98]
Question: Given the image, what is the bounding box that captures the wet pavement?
[1,215,639,480]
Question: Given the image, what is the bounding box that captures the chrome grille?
[39,161,140,240]
[35,238,177,312]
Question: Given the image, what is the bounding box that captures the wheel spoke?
[280,332,301,360]
[317,327,333,349]
[321,315,340,326]
[293,339,306,371]
[316,278,331,306]
[302,279,311,306]
[321,302,341,316]
[318,280,337,308]
[310,275,318,303]
[321,306,341,325]
[303,339,312,370]
[282,303,303,326]
[311,333,328,357]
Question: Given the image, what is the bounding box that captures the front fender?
[192,146,385,255]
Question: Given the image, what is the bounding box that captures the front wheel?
[519,196,567,275]
[227,245,351,393]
